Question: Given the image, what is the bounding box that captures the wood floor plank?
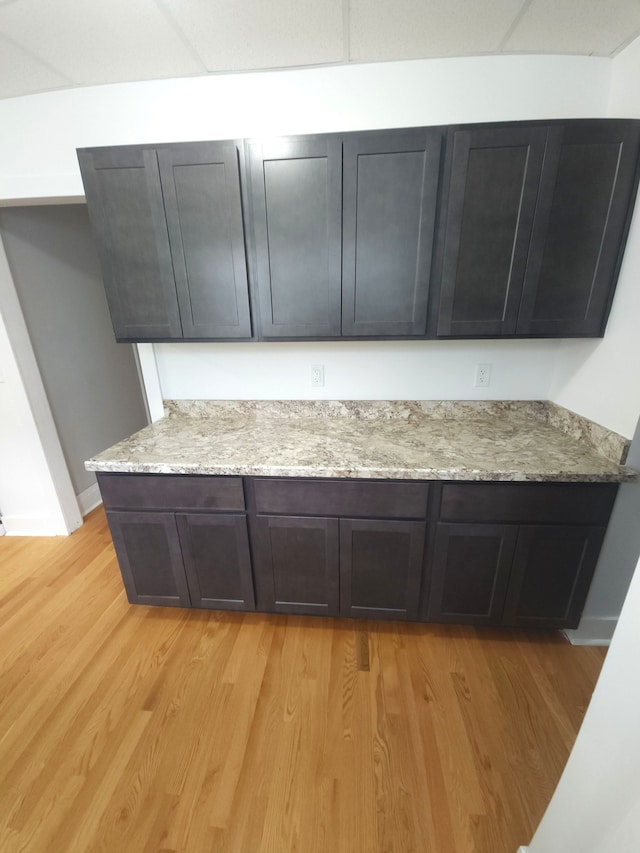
[0,508,606,852]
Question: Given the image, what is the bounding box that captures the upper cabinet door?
[517,122,640,336]
[78,146,183,341]
[158,142,252,339]
[342,130,442,337]
[247,136,342,338]
[436,126,547,337]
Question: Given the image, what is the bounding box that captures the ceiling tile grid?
[0,0,205,86]
[0,0,639,100]
[503,0,640,56]
[0,32,72,99]
[158,0,345,72]
[349,0,527,61]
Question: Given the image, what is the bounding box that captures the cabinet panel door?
[106,510,190,607]
[247,137,342,338]
[340,519,425,620]
[251,515,339,615]
[426,523,517,624]
[437,126,546,337]
[518,122,640,336]
[77,147,182,341]
[158,142,252,339]
[177,513,255,611]
[503,525,605,629]
[342,130,442,336]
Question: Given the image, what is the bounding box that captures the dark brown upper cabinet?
[80,120,639,344]
[246,129,443,339]
[517,122,640,336]
[341,129,442,336]
[78,141,252,342]
[435,121,640,339]
[436,125,547,337]
[78,146,182,341]
[247,135,343,339]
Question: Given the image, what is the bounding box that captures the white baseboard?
[2,514,67,536]
[563,616,618,647]
[76,482,102,517]
[517,847,529,852]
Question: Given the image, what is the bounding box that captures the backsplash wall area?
[153,339,562,404]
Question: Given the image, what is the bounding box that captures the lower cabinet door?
[176,513,255,611]
[106,510,191,607]
[426,523,517,624]
[340,518,425,619]
[502,524,606,629]
[251,515,340,616]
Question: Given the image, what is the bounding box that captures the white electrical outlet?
[311,364,325,387]
[474,363,492,387]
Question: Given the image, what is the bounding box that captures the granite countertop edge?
[85,400,637,484]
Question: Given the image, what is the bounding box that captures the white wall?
[548,37,640,439]
[0,55,609,418]
[0,55,610,202]
[156,339,561,401]
[526,554,640,853]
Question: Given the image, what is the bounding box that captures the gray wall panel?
[581,416,640,621]
[0,204,148,496]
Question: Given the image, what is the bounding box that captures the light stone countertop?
[85,400,636,483]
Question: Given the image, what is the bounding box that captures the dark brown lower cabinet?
[251,515,426,620]
[251,515,340,616]
[427,520,607,629]
[177,513,254,611]
[427,523,517,624]
[503,525,606,629]
[101,474,615,630]
[106,510,191,607]
[340,519,425,619]
[106,508,255,611]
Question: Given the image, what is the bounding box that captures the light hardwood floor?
[0,507,605,852]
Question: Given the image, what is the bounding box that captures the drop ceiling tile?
[160,0,344,71]
[0,34,71,99]
[0,0,205,86]
[504,0,640,56]
[350,0,526,61]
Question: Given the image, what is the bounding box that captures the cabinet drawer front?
[439,482,617,525]
[253,478,428,519]
[98,474,245,512]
